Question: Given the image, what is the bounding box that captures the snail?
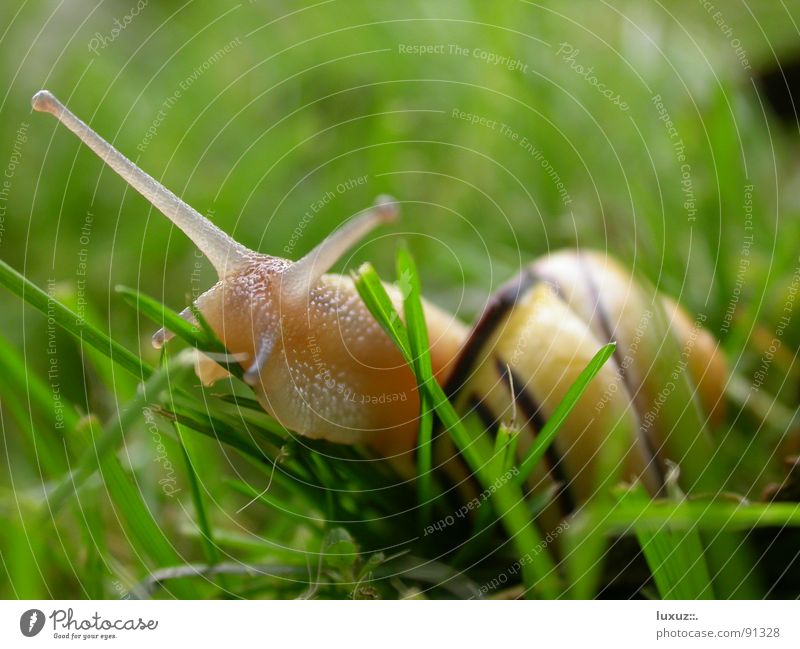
[32,90,726,508]
[443,252,726,517]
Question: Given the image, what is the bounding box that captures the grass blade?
[0,259,150,379]
[514,342,616,488]
[174,422,222,568]
[351,262,410,358]
[396,248,435,520]
[0,333,71,474]
[616,480,714,599]
[116,285,244,380]
[353,253,561,598]
[46,351,193,512]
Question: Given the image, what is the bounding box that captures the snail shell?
[444,250,727,516]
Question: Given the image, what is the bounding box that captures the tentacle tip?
[373,194,400,223]
[151,327,172,349]
[31,90,58,114]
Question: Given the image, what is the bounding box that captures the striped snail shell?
[444,251,727,518]
[32,90,727,511]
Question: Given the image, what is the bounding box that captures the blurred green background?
[1,0,800,598]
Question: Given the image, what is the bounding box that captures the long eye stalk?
[31,90,253,278]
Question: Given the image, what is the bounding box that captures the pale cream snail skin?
[31,90,727,504]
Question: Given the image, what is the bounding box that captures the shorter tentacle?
[279,195,398,304]
[152,306,198,349]
[243,334,276,386]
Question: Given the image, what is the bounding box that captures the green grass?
[615,476,715,599]
[4,242,799,599]
[396,248,436,521]
[2,0,800,599]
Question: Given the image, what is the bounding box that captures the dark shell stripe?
[469,395,501,434]
[441,263,580,518]
[444,266,540,399]
[576,254,629,377]
[434,264,564,516]
[430,429,485,506]
[438,259,667,514]
[467,391,572,520]
[575,255,667,491]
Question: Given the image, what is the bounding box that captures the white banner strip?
[1,600,798,648]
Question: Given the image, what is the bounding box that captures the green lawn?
[1,0,799,599]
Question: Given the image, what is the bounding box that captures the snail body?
[32,90,726,503]
[185,267,465,457]
[32,90,465,461]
